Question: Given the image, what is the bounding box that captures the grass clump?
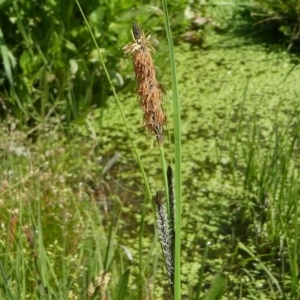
[0,116,145,299]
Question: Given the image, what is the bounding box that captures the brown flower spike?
[123,22,166,144]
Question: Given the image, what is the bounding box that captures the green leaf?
[0,0,11,10]
[115,269,130,300]
[0,26,15,85]
[203,274,227,300]
[19,51,31,74]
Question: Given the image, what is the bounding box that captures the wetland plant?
[123,21,175,293]
[122,21,226,300]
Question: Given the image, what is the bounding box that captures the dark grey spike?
[132,22,142,42]
[155,191,174,288]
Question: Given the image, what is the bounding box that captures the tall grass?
[0,178,115,299]
[228,101,300,298]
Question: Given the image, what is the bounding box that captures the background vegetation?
[1,0,300,299]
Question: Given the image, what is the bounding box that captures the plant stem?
[161,0,182,299]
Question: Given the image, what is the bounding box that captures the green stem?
[159,145,170,217]
[161,0,182,299]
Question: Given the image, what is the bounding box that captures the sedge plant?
[77,4,181,297]
[122,20,179,297]
[76,0,182,295]
[77,0,226,298]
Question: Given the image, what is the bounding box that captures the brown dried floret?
[123,22,166,144]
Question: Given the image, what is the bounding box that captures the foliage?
[2,1,300,299]
[1,0,137,121]
[0,0,196,124]
[0,115,153,299]
[250,0,300,48]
